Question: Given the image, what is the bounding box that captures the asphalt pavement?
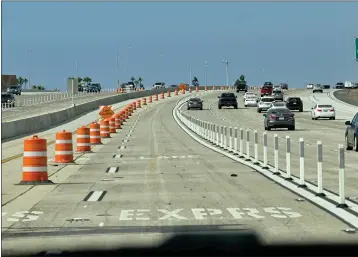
[2,91,357,251]
[180,89,358,200]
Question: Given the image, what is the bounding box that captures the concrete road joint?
[173,97,358,229]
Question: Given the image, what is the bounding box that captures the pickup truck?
[217,92,238,109]
[260,82,273,97]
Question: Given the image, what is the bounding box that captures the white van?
[344,81,354,88]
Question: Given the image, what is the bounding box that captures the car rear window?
[190,98,200,101]
[261,98,274,102]
[288,98,301,102]
[318,105,332,108]
[271,108,291,114]
[221,93,235,97]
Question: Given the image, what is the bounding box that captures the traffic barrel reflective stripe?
[54,130,73,163]
[136,99,141,108]
[21,135,51,184]
[124,109,129,119]
[120,111,125,124]
[142,97,147,105]
[100,119,110,138]
[132,101,137,111]
[77,126,91,152]
[90,122,101,145]
[114,114,122,129]
[109,117,117,133]
[127,105,132,116]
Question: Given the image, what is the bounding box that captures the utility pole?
[205,61,208,86]
[28,48,32,89]
[222,60,229,86]
[189,63,192,86]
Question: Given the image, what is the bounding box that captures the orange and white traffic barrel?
[142,97,147,105]
[21,135,51,184]
[175,89,178,95]
[137,99,141,108]
[120,111,125,124]
[196,87,199,92]
[109,117,117,133]
[182,89,186,94]
[148,96,152,103]
[154,94,158,101]
[160,92,164,99]
[127,105,132,116]
[132,101,137,111]
[77,126,91,152]
[167,90,171,97]
[189,88,192,93]
[124,109,129,119]
[90,122,101,145]
[114,114,122,129]
[54,130,73,163]
[100,119,110,138]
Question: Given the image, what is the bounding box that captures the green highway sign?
[356,37,358,61]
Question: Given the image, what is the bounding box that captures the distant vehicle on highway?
[187,97,203,110]
[280,83,288,90]
[6,86,21,95]
[273,85,281,91]
[285,97,303,112]
[306,83,314,89]
[243,92,256,100]
[260,82,273,97]
[1,92,16,107]
[335,82,345,89]
[217,92,238,109]
[170,85,178,88]
[322,85,330,89]
[153,82,165,89]
[272,89,284,101]
[311,104,335,120]
[263,107,295,131]
[268,101,286,110]
[244,95,258,107]
[313,84,323,93]
[344,81,354,89]
[86,83,101,93]
[257,96,275,113]
[345,112,358,151]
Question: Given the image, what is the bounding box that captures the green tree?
[23,78,28,88]
[37,85,45,90]
[192,76,199,86]
[32,85,37,89]
[82,77,92,83]
[130,76,135,83]
[138,77,143,88]
[77,77,82,83]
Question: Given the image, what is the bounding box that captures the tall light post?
[28,48,32,89]
[222,60,229,86]
[189,63,192,87]
[116,48,125,87]
[205,61,208,86]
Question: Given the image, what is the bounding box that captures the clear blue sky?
[2,2,358,90]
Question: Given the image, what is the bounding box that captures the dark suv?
[1,92,16,107]
[218,93,238,109]
[345,112,358,151]
[285,97,303,112]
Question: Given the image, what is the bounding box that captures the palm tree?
[17,77,24,88]
[23,78,28,88]
[138,77,143,88]
[130,77,135,83]
[82,77,92,83]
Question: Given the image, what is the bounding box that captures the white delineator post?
[234,127,238,155]
[273,134,279,175]
[229,127,233,152]
[216,124,219,146]
[253,130,259,165]
[337,144,348,208]
[316,141,325,196]
[239,128,244,158]
[245,129,251,161]
[298,138,306,188]
[262,132,268,169]
[223,126,227,149]
[220,125,224,148]
[285,136,292,180]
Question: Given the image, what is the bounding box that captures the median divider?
[174,94,358,229]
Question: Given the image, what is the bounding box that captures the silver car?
[272,89,284,101]
[187,97,203,110]
[257,96,275,113]
[313,84,323,93]
[263,107,295,131]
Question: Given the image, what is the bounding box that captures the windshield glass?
[2,2,356,252]
[318,105,332,108]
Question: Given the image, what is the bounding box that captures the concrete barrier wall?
[1,86,219,140]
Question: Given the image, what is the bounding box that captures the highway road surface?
[2,92,118,121]
[2,90,358,254]
[180,89,358,200]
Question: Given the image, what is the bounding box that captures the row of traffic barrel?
[20,91,177,185]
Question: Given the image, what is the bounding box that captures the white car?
[268,101,286,110]
[244,95,258,107]
[273,85,282,90]
[306,83,314,89]
[257,96,275,113]
[311,104,335,120]
[243,92,256,100]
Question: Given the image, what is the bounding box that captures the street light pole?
[223,60,229,87]
[205,61,208,86]
[28,48,32,89]
[76,58,79,78]
[189,63,192,87]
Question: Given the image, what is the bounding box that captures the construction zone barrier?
[20,135,53,185]
[54,130,74,163]
[137,99,141,108]
[100,119,111,138]
[167,90,171,97]
[90,122,102,145]
[160,92,165,99]
[148,96,153,103]
[77,126,91,152]
[114,114,122,129]
[154,94,158,101]
[142,97,147,105]
[109,117,117,133]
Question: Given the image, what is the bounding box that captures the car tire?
[234,105,238,109]
[244,105,247,107]
[346,136,353,150]
[288,126,295,131]
[200,107,203,110]
[355,136,358,152]
[218,105,222,109]
[299,108,303,112]
[187,108,190,110]
[264,125,267,131]
[267,126,271,131]
[332,117,336,120]
[257,109,261,113]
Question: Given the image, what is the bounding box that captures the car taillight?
[330,109,334,112]
[269,114,276,120]
[317,109,322,112]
